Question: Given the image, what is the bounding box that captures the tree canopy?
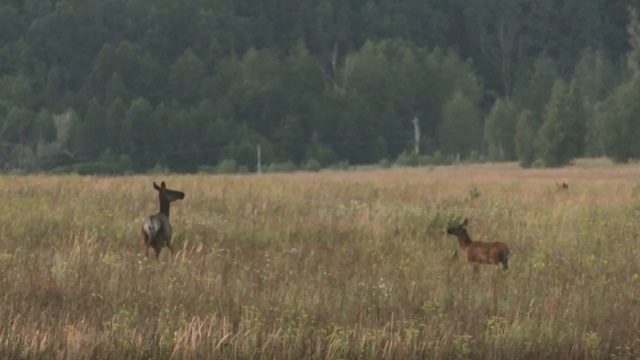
[1,0,640,173]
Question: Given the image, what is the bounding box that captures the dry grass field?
[1,159,640,359]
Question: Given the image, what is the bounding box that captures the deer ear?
[462,218,468,227]
[161,181,166,189]
[153,182,161,191]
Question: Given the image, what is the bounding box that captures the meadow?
[1,160,640,359]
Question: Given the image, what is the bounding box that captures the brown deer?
[446,219,509,275]
[141,181,185,260]
[556,182,569,190]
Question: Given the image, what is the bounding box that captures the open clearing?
[1,160,640,359]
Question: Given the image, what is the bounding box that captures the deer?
[446,219,509,276]
[141,181,185,260]
[556,182,569,190]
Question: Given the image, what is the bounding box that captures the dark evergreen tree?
[512,55,559,123]
[602,75,640,162]
[105,97,126,153]
[79,97,106,158]
[438,91,482,159]
[535,80,586,167]
[514,109,536,168]
[169,48,206,106]
[484,98,518,161]
[35,109,56,144]
[121,97,160,170]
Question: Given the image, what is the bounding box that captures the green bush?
[147,163,170,175]
[266,161,297,173]
[303,158,322,172]
[50,162,128,175]
[395,151,420,167]
[196,165,217,174]
[423,151,454,166]
[330,160,350,170]
[215,159,238,174]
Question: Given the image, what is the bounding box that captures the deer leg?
[471,264,480,279]
[451,250,459,261]
[166,243,175,256]
[165,236,175,255]
[141,232,149,258]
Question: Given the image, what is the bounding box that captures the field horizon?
[2,159,640,359]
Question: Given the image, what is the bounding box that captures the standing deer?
[141,181,185,260]
[446,219,509,276]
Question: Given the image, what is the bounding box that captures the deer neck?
[456,231,473,248]
[158,197,171,218]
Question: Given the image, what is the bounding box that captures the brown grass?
[1,160,640,359]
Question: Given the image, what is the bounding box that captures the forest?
[2,0,640,173]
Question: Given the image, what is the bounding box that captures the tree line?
[2,0,640,173]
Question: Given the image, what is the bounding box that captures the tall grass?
[1,164,640,359]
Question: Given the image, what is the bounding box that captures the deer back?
[465,241,509,265]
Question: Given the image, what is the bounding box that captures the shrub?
[303,158,322,172]
[330,160,350,170]
[266,161,297,173]
[50,162,128,175]
[395,151,420,167]
[215,159,238,174]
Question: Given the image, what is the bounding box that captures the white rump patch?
[143,217,163,239]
